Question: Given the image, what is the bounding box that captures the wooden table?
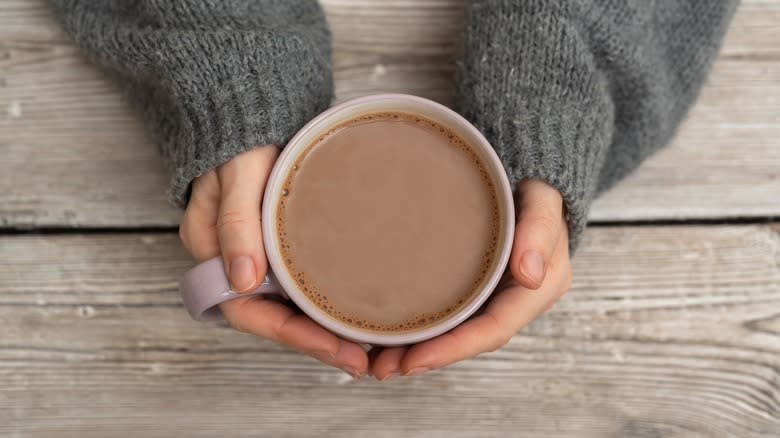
[1,1,778,437]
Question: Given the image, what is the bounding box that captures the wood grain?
[2,2,778,436]
[0,0,778,227]
[0,225,778,437]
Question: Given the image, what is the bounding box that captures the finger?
[180,170,220,262]
[370,347,407,381]
[217,145,280,292]
[220,297,369,378]
[399,309,511,375]
[509,179,565,289]
[402,241,570,373]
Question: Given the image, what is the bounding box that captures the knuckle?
[177,218,193,250]
[178,224,187,245]
[218,209,251,230]
[230,319,248,334]
[558,258,573,292]
[548,258,573,295]
[220,302,247,334]
[528,211,560,236]
[487,333,512,352]
[483,314,512,352]
[271,323,283,341]
[224,310,248,334]
[562,267,573,292]
[270,315,292,341]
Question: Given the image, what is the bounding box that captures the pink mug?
[179,94,515,346]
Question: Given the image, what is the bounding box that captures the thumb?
[216,145,280,292]
[509,179,565,289]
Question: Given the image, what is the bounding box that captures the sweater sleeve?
[48,0,333,207]
[456,0,738,250]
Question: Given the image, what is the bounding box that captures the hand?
[179,146,369,378]
[370,179,572,380]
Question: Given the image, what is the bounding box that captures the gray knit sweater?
[48,0,738,248]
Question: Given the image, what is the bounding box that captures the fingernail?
[229,256,256,292]
[380,372,400,381]
[341,366,362,379]
[404,367,429,377]
[520,250,545,285]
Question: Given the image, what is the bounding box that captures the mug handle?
[179,257,286,321]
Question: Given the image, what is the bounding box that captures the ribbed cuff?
[456,0,615,252]
[481,100,613,252]
[160,32,333,207]
[49,0,334,209]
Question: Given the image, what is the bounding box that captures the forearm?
[457,0,738,250]
[48,0,333,207]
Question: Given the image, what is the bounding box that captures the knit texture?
[49,0,738,248]
[48,0,333,207]
[457,0,738,250]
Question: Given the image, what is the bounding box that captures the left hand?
[370,179,572,380]
[179,146,369,379]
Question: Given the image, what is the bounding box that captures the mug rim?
[261,93,515,346]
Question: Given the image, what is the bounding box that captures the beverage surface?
[277,112,500,332]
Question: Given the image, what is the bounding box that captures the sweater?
[48,0,738,249]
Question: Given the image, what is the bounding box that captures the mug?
[179,94,515,346]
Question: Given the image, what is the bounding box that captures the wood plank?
[0,225,778,437]
[1,0,779,227]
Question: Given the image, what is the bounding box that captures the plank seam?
[0,216,777,234]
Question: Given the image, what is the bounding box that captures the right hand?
[178,145,369,378]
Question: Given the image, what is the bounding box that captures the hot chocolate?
[276,112,500,333]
